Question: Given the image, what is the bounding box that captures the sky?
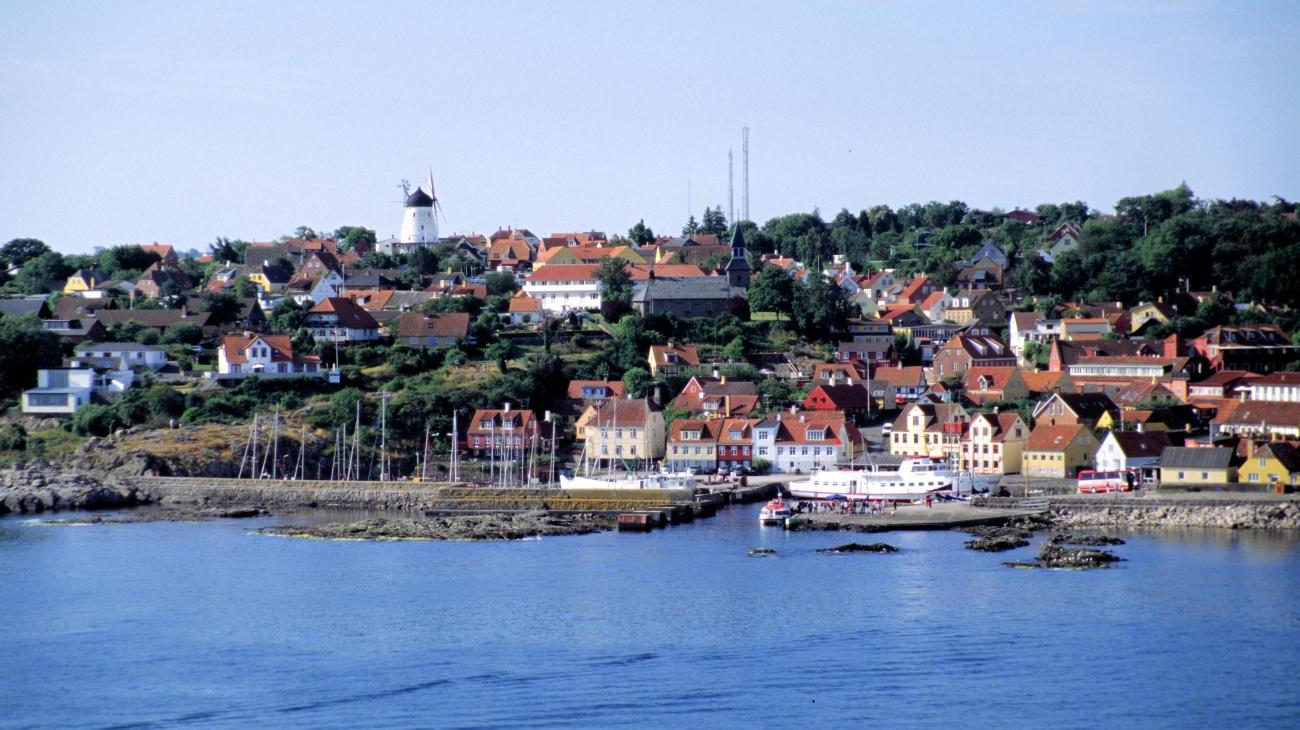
[1,0,1297,253]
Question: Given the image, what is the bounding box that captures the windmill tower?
[399,170,442,246]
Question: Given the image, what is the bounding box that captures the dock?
[796,502,1044,532]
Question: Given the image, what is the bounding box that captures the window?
[1248,473,1259,482]
[630,445,637,456]
[28,393,68,406]
[1201,472,1209,480]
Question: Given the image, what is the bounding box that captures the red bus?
[1077,469,1135,494]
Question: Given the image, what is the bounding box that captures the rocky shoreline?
[1049,502,1300,530]
[0,463,154,516]
[259,511,614,541]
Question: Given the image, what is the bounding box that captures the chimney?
[712,366,720,379]
[720,375,727,385]
[1212,284,1218,293]
[504,403,512,412]
[725,395,732,417]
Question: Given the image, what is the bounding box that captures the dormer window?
[806,428,826,441]
[729,430,743,440]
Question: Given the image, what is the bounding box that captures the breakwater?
[127,476,695,514]
[978,495,1300,530]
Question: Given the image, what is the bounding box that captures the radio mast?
[742,125,750,222]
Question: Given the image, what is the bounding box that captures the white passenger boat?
[787,457,962,502]
[560,471,697,491]
[758,497,793,525]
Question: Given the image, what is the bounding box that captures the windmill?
[425,166,448,226]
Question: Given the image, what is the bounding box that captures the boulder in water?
[816,542,898,554]
[965,534,1030,552]
[1049,533,1125,546]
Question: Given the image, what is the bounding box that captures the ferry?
[758,497,793,525]
[560,470,698,491]
[786,457,963,502]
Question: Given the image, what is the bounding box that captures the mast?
[548,416,557,488]
[451,410,459,483]
[249,413,258,479]
[422,424,430,482]
[238,412,256,479]
[352,400,361,481]
[271,407,280,480]
[379,388,388,481]
[298,425,306,480]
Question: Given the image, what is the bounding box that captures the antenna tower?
[728,149,734,225]
[742,126,750,222]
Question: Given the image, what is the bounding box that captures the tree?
[70,403,126,437]
[0,315,65,397]
[333,226,376,251]
[700,206,728,236]
[484,270,519,296]
[14,251,69,294]
[682,215,700,236]
[161,323,204,346]
[1,238,50,268]
[208,237,248,263]
[622,366,653,398]
[270,300,307,332]
[627,219,655,246]
[409,246,439,276]
[791,273,852,339]
[291,226,318,241]
[485,340,513,373]
[595,257,633,321]
[232,277,260,299]
[746,264,794,319]
[722,335,745,362]
[201,292,243,326]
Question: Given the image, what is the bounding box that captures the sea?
[2,505,1299,730]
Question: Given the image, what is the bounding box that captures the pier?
[795,502,1045,532]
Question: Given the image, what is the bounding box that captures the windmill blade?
[434,199,449,225]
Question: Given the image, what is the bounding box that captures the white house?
[287,269,345,306]
[22,369,95,415]
[72,343,168,370]
[761,412,863,474]
[302,297,381,344]
[216,334,323,379]
[1094,431,1171,481]
[523,264,602,313]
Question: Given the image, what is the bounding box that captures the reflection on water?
[0,505,1297,729]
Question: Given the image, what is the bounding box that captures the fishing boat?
[786,457,961,502]
[758,497,793,525]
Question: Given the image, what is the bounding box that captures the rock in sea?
[816,542,898,554]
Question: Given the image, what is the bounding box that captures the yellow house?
[1129,301,1178,333]
[63,267,108,294]
[959,412,1028,475]
[890,402,968,458]
[245,260,292,293]
[581,398,666,464]
[1237,443,1300,487]
[1023,424,1099,478]
[648,344,699,378]
[1159,447,1237,486]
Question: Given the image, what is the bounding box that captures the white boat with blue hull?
[787,457,964,502]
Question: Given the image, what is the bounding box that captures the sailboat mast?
[249,413,258,479]
[379,389,387,482]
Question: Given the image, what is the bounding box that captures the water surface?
[2,508,1298,729]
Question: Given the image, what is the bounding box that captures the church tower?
[725,225,752,288]
[399,179,439,246]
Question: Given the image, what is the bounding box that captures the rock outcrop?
[1004,543,1124,570]
[816,542,899,554]
[0,462,151,515]
[1051,502,1300,530]
[259,511,613,541]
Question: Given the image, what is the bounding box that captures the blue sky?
[1,0,1297,253]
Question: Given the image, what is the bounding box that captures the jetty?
[795,502,1045,532]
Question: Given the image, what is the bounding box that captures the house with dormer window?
[666,418,720,473]
[217,334,323,379]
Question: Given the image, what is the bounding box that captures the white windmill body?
[399,183,439,246]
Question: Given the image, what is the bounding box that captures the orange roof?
[898,275,932,302]
[649,344,700,366]
[507,295,542,313]
[962,366,1020,391]
[1021,370,1071,393]
[220,334,318,365]
[1026,424,1090,452]
[340,289,396,310]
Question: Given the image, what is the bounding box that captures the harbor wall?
[126,476,693,513]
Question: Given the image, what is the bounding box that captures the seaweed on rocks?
[1003,543,1124,570]
[964,534,1031,552]
[1049,533,1126,546]
[260,511,614,541]
[816,542,899,554]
